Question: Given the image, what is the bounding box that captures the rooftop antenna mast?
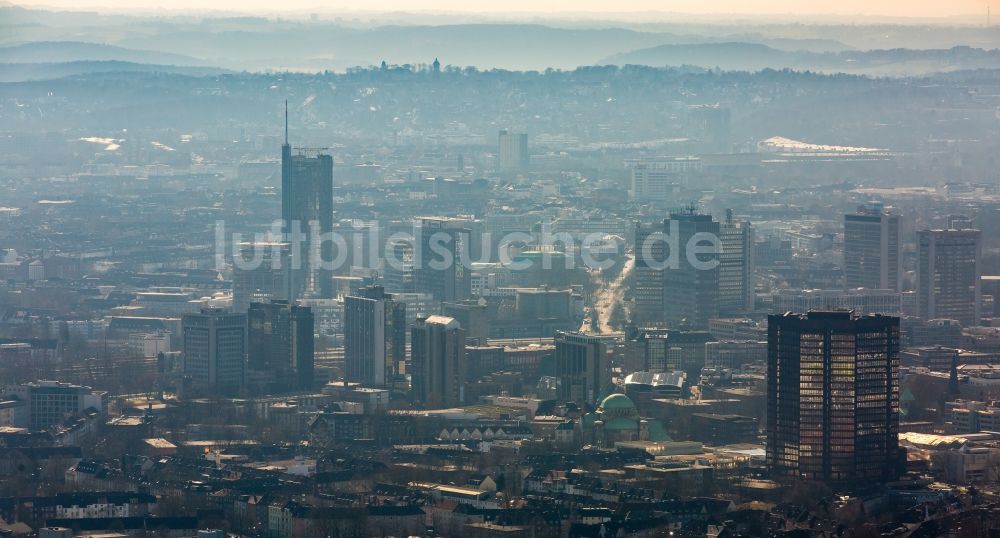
[284,99,289,145]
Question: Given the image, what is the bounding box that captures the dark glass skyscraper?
[663,209,719,330]
[282,105,334,299]
[247,300,315,393]
[632,221,668,324]
[554,331,609,405]
[767,310,901,484]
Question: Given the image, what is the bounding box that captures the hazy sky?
[9,0,995,18]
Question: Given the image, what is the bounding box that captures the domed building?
[582,392,670,448]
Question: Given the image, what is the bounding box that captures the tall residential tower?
[917,228,981,327]
[719,209,754,316]
[497,130,528,172]
[410,315,466,408]
[844,204,901,291]
[344,285,406,387]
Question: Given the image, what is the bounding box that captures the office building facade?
[663,210,720,330]
[632,222,667,324]
[1,381,105,431]
[917,229,981,327]
[844,205,901,291]
[182,308,247,396]
[247,300,314,392]
[767,310,901,483]
[497,130,528,172]
[410,315,466,408]
[281,126,334,299]
[719,210,754,316]
[344,285,406,387]
[554,332,609,405]
[626,158,701,203]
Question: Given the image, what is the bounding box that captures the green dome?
[603,416,639,431]
[599,393,636,412]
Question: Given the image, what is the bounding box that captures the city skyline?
[1,2,998,535]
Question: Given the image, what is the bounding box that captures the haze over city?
[5,0,997,18]
[1,0,999,537]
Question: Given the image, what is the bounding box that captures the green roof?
[603,416,638,431]
[647,420,672,442]
[599,393,636,412]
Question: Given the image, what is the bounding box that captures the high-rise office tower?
[344,285,406,387]
[767,310,901,483]
[624,327,671,373]
[663,209,720,329]
[633,222,668,324]
[382,239,415,294]
[182,308,247,396]
[281,102,334,299]
[917,229,981,327]
[719,210,755,316]
[289,304,314,389]
[246,300,314,393]
[497,129,528,172]
[414,217,471,303]
[410,315,466,408]
[232,241,292,313]
[554,331,609,405]
[844,204,901,291]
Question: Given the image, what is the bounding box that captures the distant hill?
[3,15,996,75]
[726,35,853,53]
[0,60,229,82]
[0,41,211,67]
[601,43,1000,75]
[107,23,852,72]
[113,23,678,72]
